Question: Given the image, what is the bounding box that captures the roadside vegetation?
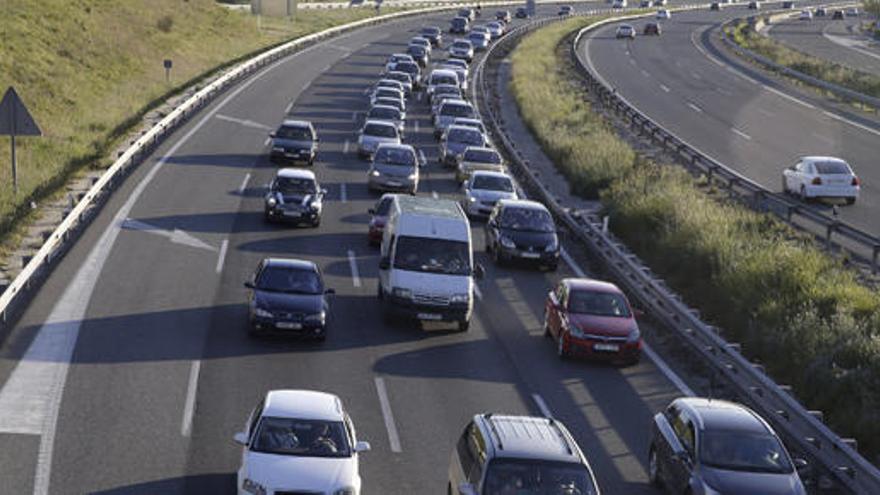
[725,19,880,99]
[0,0,407,243]
[511,17,880,460]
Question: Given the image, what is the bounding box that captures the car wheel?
[648,444,663,487]
[458,320,470,332]
[557,332,568,359]
[311,218,321,228]
[799,185,809,202]
[247,322,262,338]
[314,331,326,342]
[846,197,856,205]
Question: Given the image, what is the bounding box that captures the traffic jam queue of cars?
[237,8,812,495]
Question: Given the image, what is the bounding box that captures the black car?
[558,5,573,15]
[269,120,318,166]
[264,168,325,227]
[496,10,511,23]
[709,2,721,10]
[450,16,470,34]
[644,22,661,35]
[832,9,844,19]
[782,0,794,8]
[515,6,529,18]
[245,258,335,339]
[458,7,475,20]
[649,398,808,495]
[486,199,559,270]
[748,1,760,9]
[407,44,429,67]
[814,7,826,16]
[420,26,442,46]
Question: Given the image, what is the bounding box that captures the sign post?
[164,59,173,83]
[0,87,42,196]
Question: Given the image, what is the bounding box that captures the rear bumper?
[804,184,859,199]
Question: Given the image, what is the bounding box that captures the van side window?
[466,423,486,485]
[672,412,695,455]
[456,422,476,479]
[247,400,264,442]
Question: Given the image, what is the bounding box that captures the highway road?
[0,4,694,494]
[581,2,880,236]
[767,13,880,77]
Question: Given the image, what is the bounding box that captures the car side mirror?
[233,432,248,446]
[354,441,371,453]
[794,458,808,472]
[474,263,485,280]
[368,208,376,215]
[269,132,276,138]
[379,256,391,270]
[634,308,645,317]
[325,288,336,295]
[244,281,255,289]
[458,483,478,495]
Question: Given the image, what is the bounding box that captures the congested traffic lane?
[0,4,687,494]
[583,4,880,235]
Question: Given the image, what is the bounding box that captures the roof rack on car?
[484,414,504,451]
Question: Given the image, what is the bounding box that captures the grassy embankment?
[511,17,880,459]
[726,18,880,99]
[0,0,408,252]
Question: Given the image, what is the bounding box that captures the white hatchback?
[782,156,860,204]
[235,390,371,495]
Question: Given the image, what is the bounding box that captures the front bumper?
[564,333,641,363]
[368,175,416,193]
[385,294,471,322]
[497,245,559,266]
[250,314,326,336]
[269,149,314,165]
[266,207,320,224]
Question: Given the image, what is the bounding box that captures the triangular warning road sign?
[0,87,42,136]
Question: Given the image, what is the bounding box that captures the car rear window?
[368,107,400,120]
[464,149,501,163]
[375,146,415,166]
[432,73,459,86]
[448,128,484,145]
[276,126,313,141]
[441,103,475,118]
[376,88,401,98]
[375,197,394,215]
[364,123,398,138]
[387,72,412,83]
[815,161,851,174]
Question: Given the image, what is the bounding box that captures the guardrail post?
[873,245,879,275]
[826,223,836,250]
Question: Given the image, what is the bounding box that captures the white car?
[612,0,627,8]
[448,39,475,62]
[463,171,518,217]
[782,156,860,204]
[235,390,371,495]
[799,9,813,20]
[486,21,505,39]
[615,24,636,39]
[358,120,401,158]
[369,87,405,108]
[656,9,671,19]
[384,53,415,73]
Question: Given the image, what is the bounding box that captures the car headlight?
[407,173,417,180]
[334,488,356,495]
[309,201,321,211]
[242,478,267,495]
[272,146,285,153]
[253,307,273,319]
[545,238,558,252]
[266,197,277,208]
[468,196,477,203]
[450,293,469,304]
[499,236,516,249]
[566,320,585,338]
[371,170,381,177]
[305,311,326,324]
[627,327,641,343]
[392,287,412,299]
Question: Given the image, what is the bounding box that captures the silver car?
[434,99,476,138]
[440,125,488,167]
[358,120,401,159]
[449,39,474,62]
[385,71,414,95]
[366,105,405,135]
[456,146,504,182]
[462,171,518,217]
[368,143,421,194]
[468,31,490,51]
[370,86,405,108]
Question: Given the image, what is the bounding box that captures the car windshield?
[388,72,411,83]
[452,18,467,27]
[364,123,398,138]
[375,197,394,216]
[464,149,501,163]
[469,33,484,41]
[393,236,471,275]
[256,266,323,294]
[441,104,475,118]
[252,417,351,458]
[433,74,459,86]
[814,161,851,174]
[473,175,513,192]
[377,98,403,110]
[453,41,471,50]
[276,126,313,141]
[484,459,598,495]
[448,128,484,145]
[375,147,415,166]
[700,431,793,474]
[409,46,426,56]
[368,107,400,120]
[275,177,317,195]
[499,206,555,232]
[376,88,401,99]
[568,290,631,317]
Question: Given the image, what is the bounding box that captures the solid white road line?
[532,394,554,419]
[473,284,483,301]
[347,250,361,288]
[687,102,703,113]
[216,239,229,274]
[731,128,752,141]
[640,69,650,78]
[340,183,348,203]
[301,80,311,92]
[181,360,201,437]
[690,71,702,80]
[0,49,294,495]
[560,248,585,277]
[374,377,402,453]
[215,113,272,130]
[763,85,815,109]
[823,110,880,137]
[659,84,671,93]
[285,101,294,113]
[238,173,251,195]
[414,120,420,134]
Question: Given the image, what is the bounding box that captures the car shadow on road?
[90,472,235,494]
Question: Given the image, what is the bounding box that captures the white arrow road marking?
[532,394,554,419]
[122,219,217,252]
[215,113,272,131]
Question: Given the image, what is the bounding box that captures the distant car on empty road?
[782,156,860,204]
[616,24,636,39]
[244,259,334,338]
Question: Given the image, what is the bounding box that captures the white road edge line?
[532,394,554,419]
[431,191,439,199]
[285,101,294,113]
[264,137,271,147]
[374,377,402,453]
[762,85,815,109]
[560,246,694,397]
[238,173,251,195]
[731,128,752,140]
[301,80,311,92]
[347,249,361,288]
[823,110,880,137]
[181,360,202,437]
[216,239,229,274]
[340,183,348,203]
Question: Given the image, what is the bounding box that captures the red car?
[367,194,396,246]
[543,278,642,364]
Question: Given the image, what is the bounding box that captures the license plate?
[387,181,402,187]
[417,313,442,321]
[283,211,301,217]
[520,252,540,259]
[594,343,620,352]
[285,152,300,157]
[276,322,302,330]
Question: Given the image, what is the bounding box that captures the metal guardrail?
[474,9,880,494]
[298,0,613,10]
[720,12,880,109]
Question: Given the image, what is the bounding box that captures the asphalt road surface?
[0,4,695,494]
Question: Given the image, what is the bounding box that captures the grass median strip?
[511,16,880,461]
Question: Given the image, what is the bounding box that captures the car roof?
[276,168,316,180]
[800,156,849,164]
[369,104,400,113]
[497,198,550,212]
[262,390,344,421]
[447,124,481,134]
[376,143,415,153]
[676,398,771,435]
[441,99,472,109]
[464,146,497,154]
[471,170,511,180]
[454,118,484,125]
[562,277,623,294]
[478,415,582,463]
[364,119,398,129]
[263,258,318,271]
[431,68,458,77]
[280,119,312,129]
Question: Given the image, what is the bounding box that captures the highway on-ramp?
[0,4,690,494]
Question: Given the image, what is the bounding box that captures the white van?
[377,195,483,331]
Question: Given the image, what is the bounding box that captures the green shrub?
[513,17,880,458]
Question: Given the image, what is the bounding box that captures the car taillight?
[812,177,822,185]
[852,176,860,186]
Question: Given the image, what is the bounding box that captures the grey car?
[448,39,474,62]
[434,99,475,138]
[649,398,807,495]
[440,125,487,167]
[367,143,421,194]
[269,120,319,166]
[366,105,405,135]
[462,171,518,217]
[358,120,401,159]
